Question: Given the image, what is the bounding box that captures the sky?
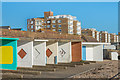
[1,2,119,34]
[1,0,120,2]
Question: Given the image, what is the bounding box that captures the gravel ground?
[73,60,119,78]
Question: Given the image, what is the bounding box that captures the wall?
[33,41,46,66]
[111,52,118,60]
[72,42,82,62]
[17,40,33,67]
[104,44,116,50]
[58,42,71,63]
[86,45,94,61]
[93,45,103,61]
[46,42,58,64]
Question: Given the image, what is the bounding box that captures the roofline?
[82,42,111,45]
[34,39,48,42]
[0,37,19,40]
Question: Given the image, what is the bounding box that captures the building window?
[28,21,30,24]
[47,21,50,23]
[58,29,61,32]
[53,29,56,31]
[36,26,40,30]
[31,25,33,28]
[47,25,50,28]
[68,31,73,34]
[52,25,56,28]
[40,20,43,22]
[36,20,39,24]
[52,20,56,23]
[58,20,61,23]
[31,21,33,24]
[58,25,61,27]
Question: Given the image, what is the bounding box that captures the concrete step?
[58,62,84,65]
[33,65,68,69]
[1,69,41,75]
[1,73,23,79]
[88,61,96,63]
[47,64,76,67]
[17,67,56,72]
[72,61,90,64]
[83,62,90,64]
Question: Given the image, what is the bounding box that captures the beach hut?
[17,40,33,67]
[81,35,110,61]
[0,37,19,70]
[58,41,72,63]
[33,39,48,66]
[46,41,58,64]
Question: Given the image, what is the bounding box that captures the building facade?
[73,20,81,35]
[118,32,120,42]
[27,18,44,32]
[81,28,99,41]
[99,31,108,43]
[110,33,118,43]
[27,11,81,35]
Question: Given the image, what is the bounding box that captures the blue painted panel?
[82,46,86,60]
[103,44,104,49]
[46,56,47,64]
[54,56,57,64]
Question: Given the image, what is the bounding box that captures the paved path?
[22,60,111,78]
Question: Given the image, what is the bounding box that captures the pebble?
[73,61,119,78]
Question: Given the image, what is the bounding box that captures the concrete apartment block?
[71,42,82,62]
[118,32,120,42]
[46,15,77,35]
[46,17,69,34]
[73,20,81,35]
[33,39,48,66]
[100,31,108,43]
[107,33,111,43]
[44,11,53,20]
[27,18,44,32]
[58,42,72,63]
[95,30,100,41]
[110,33,117,43]
[17,40,33,67]
[116,35,119,42]
[27,11,81,35]
[46,42,58,64]
[81,28,99,41]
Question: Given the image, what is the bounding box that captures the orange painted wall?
[72,42,82,62]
